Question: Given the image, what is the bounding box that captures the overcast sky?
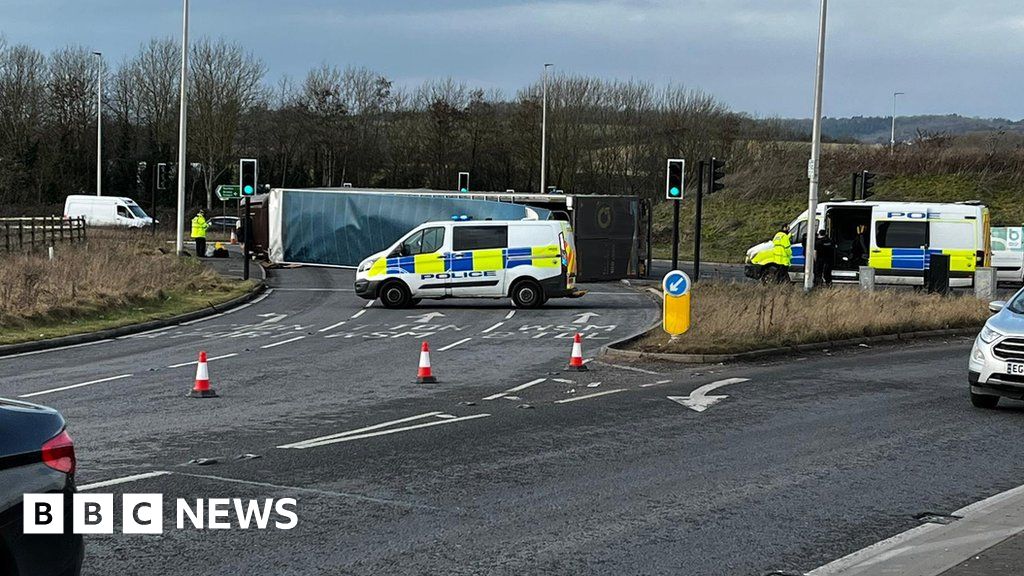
[3,0,1023,119]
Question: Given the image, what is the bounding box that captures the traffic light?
[458,172,469,193]
[665,159,684,200]
[240,159,258,196]
[709,157,726,193]
[156,163,168,190]
[861,171,876,200]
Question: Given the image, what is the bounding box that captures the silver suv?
[969,290,1024,408]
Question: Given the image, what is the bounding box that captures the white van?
[63,195,153,228]
[745,200,990,286]
[355,219,581,308]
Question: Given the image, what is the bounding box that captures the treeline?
[0,36,798,211]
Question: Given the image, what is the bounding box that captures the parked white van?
[63,195,153,228]
[355,219,581,308]
[745,200,990,286]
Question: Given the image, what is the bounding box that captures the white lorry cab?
[63,195,153,228]
[745,200,990,286]
[354,219,582,308]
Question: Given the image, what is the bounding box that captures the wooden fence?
[0,217,87,253]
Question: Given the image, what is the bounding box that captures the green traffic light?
[460,188,468,192]
[670,187,680,197]
[244,185,254,195]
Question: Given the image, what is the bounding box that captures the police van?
[354,219,580,308]
[745,200,990,286]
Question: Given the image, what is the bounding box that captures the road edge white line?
[167,352,238,369]
[19,374,133,398]
[438,337,472,351]
[483,378,547,401]
[318,320,348,333]
[278,412,443,449]
[555,389,626,404]
[261,335,306,349]
[291,413,491,448]
[79,471,172,492]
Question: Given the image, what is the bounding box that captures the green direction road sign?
[216,185,241,201]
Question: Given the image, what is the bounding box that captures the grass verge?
[630,282,988,355]
[0,230,255,345]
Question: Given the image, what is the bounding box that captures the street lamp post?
[803,0,828,292]
[175,0,190,256]
[540,63,552,194]
[890,91,905,154]
[93,52,102,196]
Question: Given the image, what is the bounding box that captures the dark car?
[0,398,83,576]
[207,216,240,233]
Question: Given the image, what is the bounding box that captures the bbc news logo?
[23,494,298,534]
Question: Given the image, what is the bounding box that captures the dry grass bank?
[633,282,989,355]
[0,229,252,344]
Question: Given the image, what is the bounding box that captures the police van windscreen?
[453,226,508,251]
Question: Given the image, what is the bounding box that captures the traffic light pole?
[693,160,706,283]
[671,198,680,271]
[243,196,251,281]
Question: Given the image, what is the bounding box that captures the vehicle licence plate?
[1008,363,1024,375]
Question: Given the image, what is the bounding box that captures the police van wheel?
[762,265,788,284]
[511,280,544,309]
[379,282,411,309]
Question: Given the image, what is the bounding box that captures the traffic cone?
[188,351,218,398]
[567,333,588,371]
[416,341,438,383]
[230,229,239,245]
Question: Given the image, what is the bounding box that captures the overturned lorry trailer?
[263,188,648,282]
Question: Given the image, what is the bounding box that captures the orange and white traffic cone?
[188,351,218,398]
[567,333,588,371]
[230,229,239,245]
[416,341,438,383]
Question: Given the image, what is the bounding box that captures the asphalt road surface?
[3,262,1022,576]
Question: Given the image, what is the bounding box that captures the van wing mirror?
[989,301,1006,314]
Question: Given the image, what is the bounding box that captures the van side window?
[453,226,508,251]
[117,206,132,218]
[876,221,927,248]
[400,227,445,256]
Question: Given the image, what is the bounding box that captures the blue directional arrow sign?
[662,270,691,336]
[663,270,690,297]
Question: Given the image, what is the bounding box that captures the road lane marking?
[175,472,442,510]
[278,412,444,448]
[79,471,172,491]
[167,353,238,369]
[364,300,374,308]
[554,389,625,403]
[260,335,306,349]
[438,337,472,351]
[483,378,548,401]
[481,322,504,333]
[223,288,273,315]
[282,414,491,449]
[0,339,113,360]
[641,379,673,388]
[351,310,367,319]
[668,378,750,412]
[318,320,348,333]
[19,374,133,398]
[593,361,662,375]
[504,310,516,320]
[123,326,175,338]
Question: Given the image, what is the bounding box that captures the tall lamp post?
[175,0,190,255]
[540,63,552,194]
[93,51,102,196]
[890,91,905,154]
[803,0,828,292]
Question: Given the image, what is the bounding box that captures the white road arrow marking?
[668,378,750,412]
[573,312,601,324]
[257,313,288,324]
[407,312,446,324]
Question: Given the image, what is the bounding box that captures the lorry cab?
[745,200,990,286]
[63,195,153,228]
[355,219,580,308]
